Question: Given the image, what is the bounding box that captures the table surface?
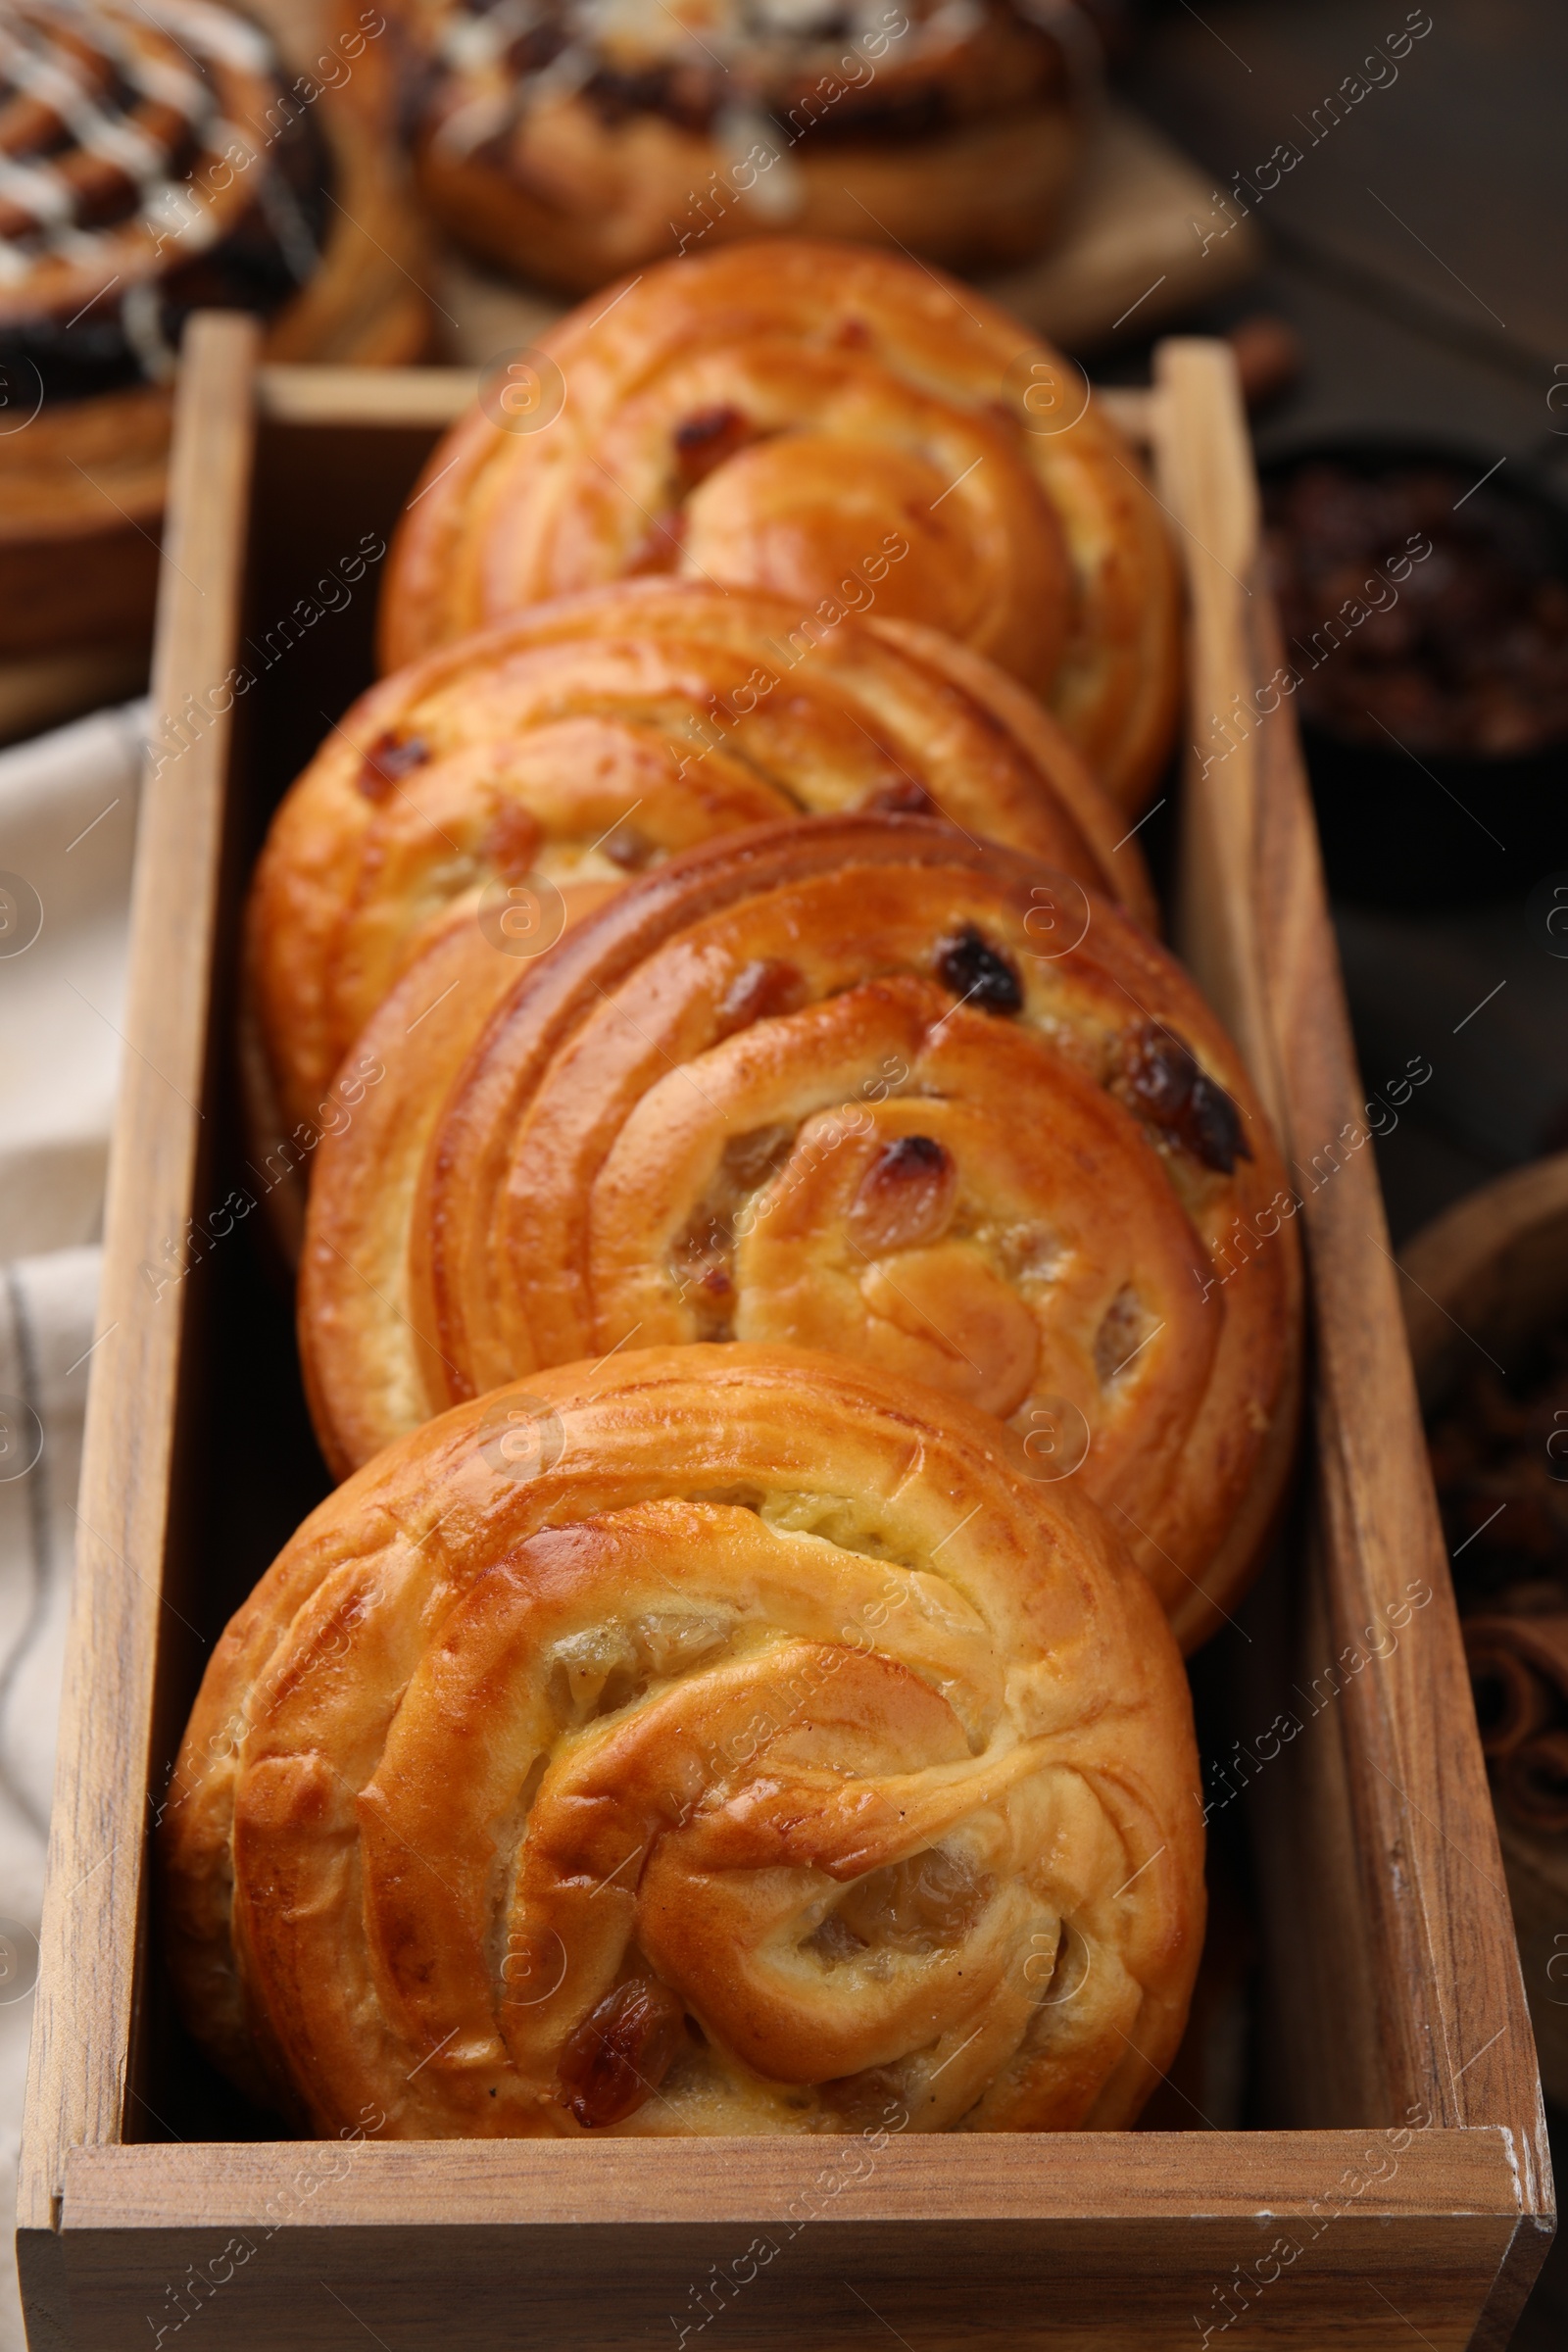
[1113,0,1568,1242]
[1122,8,1568,2344]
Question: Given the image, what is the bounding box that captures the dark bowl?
[1258,436,1568,912]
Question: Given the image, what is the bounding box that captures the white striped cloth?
[0,700,144,2352]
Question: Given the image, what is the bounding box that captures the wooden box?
[17,317,1554,2351]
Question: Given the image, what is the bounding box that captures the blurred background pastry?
[383,238,1181,808]
[406,0,1102,297]
[0,0,429,661]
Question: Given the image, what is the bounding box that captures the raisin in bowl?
[1261,439,1568,910]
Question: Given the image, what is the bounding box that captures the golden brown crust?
[245,579,1153,1145]
[301,815,1300,1640]
[253,0,433,369]
[416,105,1082,298]
[411,0,1086,291]
[161,1343,1203,2136]
[379,239,1182,810]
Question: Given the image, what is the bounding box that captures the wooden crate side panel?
[58,2124,1526,2226]
[1249,587,1546,2175]
[17,318,261,2246]
[1152,336,1546,2176]
[1155,343,1285,1137]
[1247,1523,1400,2132]
[256,363,473,427]
[61,2216,1517,2352]
[1152,340,1414,2134]
[58,2132,1528,2352]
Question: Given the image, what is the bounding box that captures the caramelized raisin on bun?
[162,1345,1203,2135]
[300,816,1299,1647]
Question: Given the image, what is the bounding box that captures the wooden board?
[15,322,1552,2352]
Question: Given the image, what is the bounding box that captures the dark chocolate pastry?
[0,0,429,655]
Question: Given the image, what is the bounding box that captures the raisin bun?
[300,816,1300,1647]
[161,1344,1203,2135]
[244,577,1155,1157]
[412,0,1097,296]
[381,238,1181,810]
[0,0,427,658]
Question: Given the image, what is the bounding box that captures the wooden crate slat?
[59,2123,1528,2226]
[18,318,261,2327]
[57,2133,1530,2352]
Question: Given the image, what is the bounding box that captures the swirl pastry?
[161,1344,1203,2135]
[246,577,1152,1149]
[381,239,1181,811]
[302,816,1299,1646]
[412,0,1094,297]
[0,0,426,656]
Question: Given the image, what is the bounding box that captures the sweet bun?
[160,1344,1203,2135]
[301,816,1300,1646]
[380,240,1181,810]
[244,578,1152,1150]
[411,0,1091,295]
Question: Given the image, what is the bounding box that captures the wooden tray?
[17,318,1552,2352]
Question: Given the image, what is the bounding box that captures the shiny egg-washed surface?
[413,0,1086,292]
[161,1346,1203,2136]
[381,240,1181,811]
[301,817,1300,1647]
[246,579,1153,1143]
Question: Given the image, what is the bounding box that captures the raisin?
[935,924,1022,1015]
[863,777,935,816]
[1119,1021,1251,1175]
[717,957,806,1034]
[1095,1285,1150,1386]
[483,799,543,881]
[556,1976,686,2130]
[849,1136,957,1254]
[1186,1071,1252,1173]
[807,1911,869,1964]
[357,730,429,801]
[672,404,754,491]
[817,2064,907,2125]
[723,1123,796,1190]
[837,1848,990,1953]
[601,824,655,870]
[626,511,686,574]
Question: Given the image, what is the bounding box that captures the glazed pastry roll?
[0,0,332,405]
[301,815,1300,1646]
[381,239,1181,810]
[161,1345,1204,2135]
[245,579,1152,1147]
[0,0,427,655]
[411,0,1093,293]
